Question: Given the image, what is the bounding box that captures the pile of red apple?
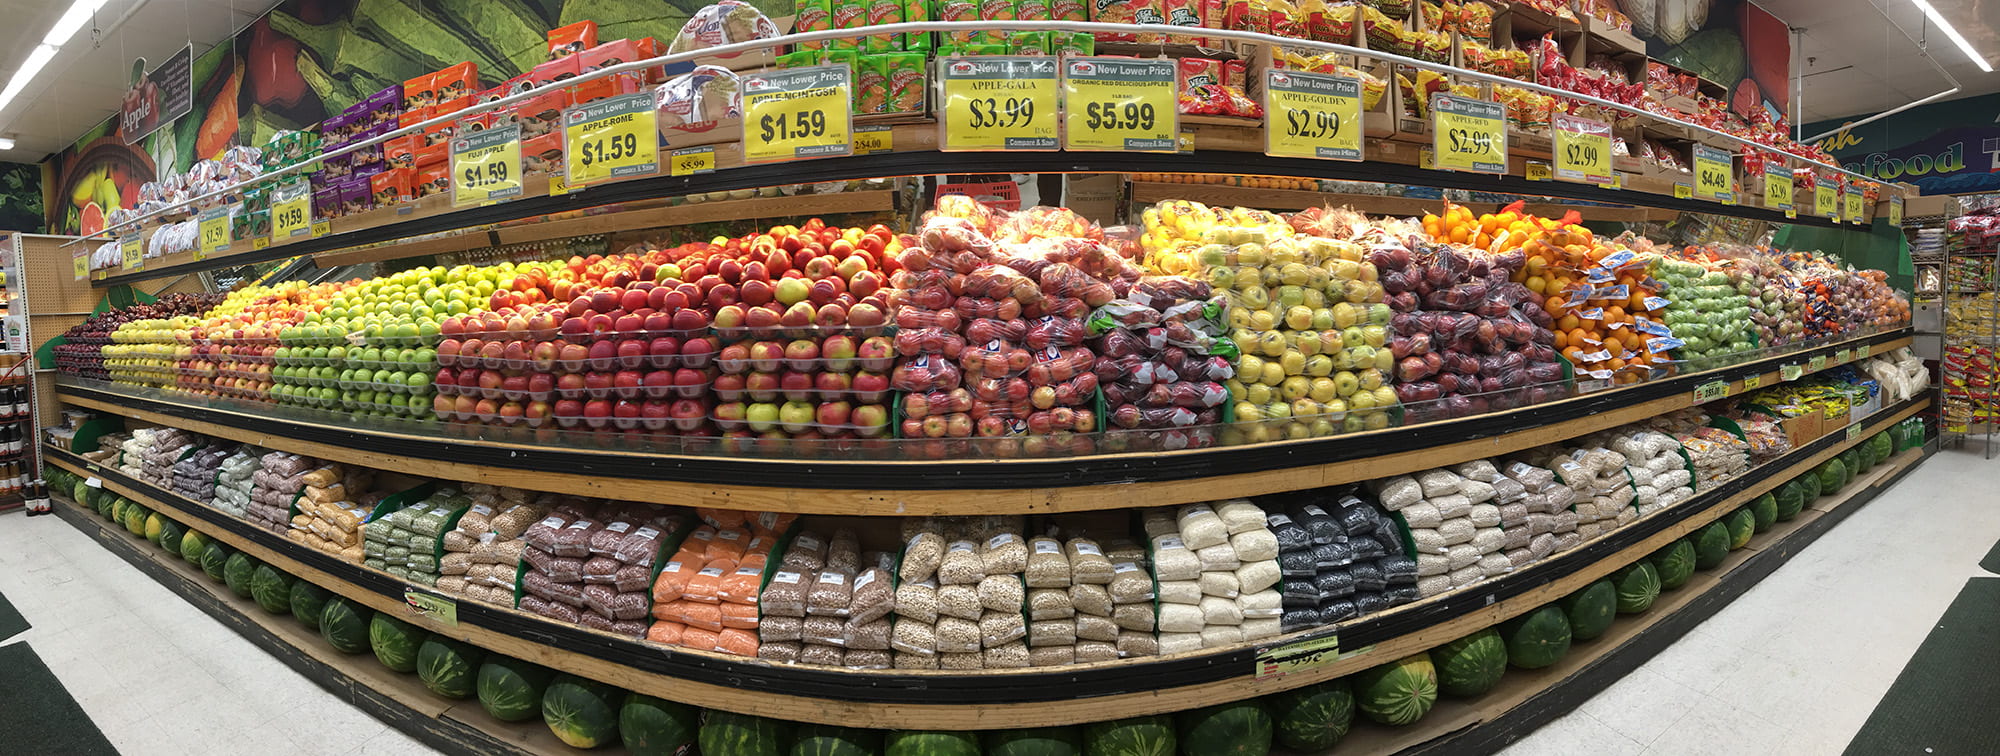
[1090,276,1235,452]
[1378,241,1567,423]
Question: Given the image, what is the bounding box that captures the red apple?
[744,372,781,402]
[817,401,853,427]
[821,334,857,372]
[718,342,752,373]
[783,339,820,371]
[616,339,647,369]
[670,309,709,333]
[558,342,589,370]
[856,336,895,372]
[779,371,815,402]
[589,291,619,314]
[815,371,852,401]
[679,337,716,369]
[586,340,617,370]
[739,279,774,307]
[851,371,889,403]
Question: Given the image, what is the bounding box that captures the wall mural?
[1627,0,1791,123]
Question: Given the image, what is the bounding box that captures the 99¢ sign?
[1262,70,1363,161]
[1062,57,1178,153]
[451,124,523,207]
[939,57,1059,152]
[564,92,659,185]
[1431,95,1506,173]
[742,64,854,164]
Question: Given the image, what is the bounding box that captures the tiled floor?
[0,446,1989,755]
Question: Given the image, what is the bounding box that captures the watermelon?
[1692,522,1730,569]
[1775,481,1808,521]
[223,553,260,598]
[886,731,978,756]
[418,637,485,699]
[1726,509,1756,549]
[202,542,233,581]
[1083,716,1176,755]
[143,513,167,545]
[155,518,184,554]
[543,675,624,749]
[1816,459,1847,494]
[369,612,429,673]
[1431,629,1507,697]
[700,710,789,756]
[319,597,371,654]
[289,581,331,630]
[1352,654,1437,726]
[984,727,1080,756]
[1839,448,1864,479]
[179,529,210,563]
[124,502,150,536]
[250,565,295,614]
[1870,431,1894,461]
[1264,680,1353,752]
[1750,493,1778,532]
[1501,605,1572,669]
[790,724,879,756]
[1797,470,1822,501]
[1176,701,1272,756]
[1561,580,1617,641]
[1651,539,1696,590]
[1612,561,1659,614]
[478,658,554,722]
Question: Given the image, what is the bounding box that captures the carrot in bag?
[682,558,738,603]
[715,627,760,656]
[674,600,725,632]
[651,558,702,603]
[647,621,687,645]
[679,627,723,652]
[720,601,761,629]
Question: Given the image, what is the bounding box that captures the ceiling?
[1763,0,2000,127]
[0,0,271,162]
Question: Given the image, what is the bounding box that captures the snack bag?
[795,0,832,50]
[1163,0,1206,46]
[1054,32,1095,56]
[1010,31,1054,53]
[885,52,928,113]
[980,0,1019,45]
[857,55,891,114]
[868,0,906,52]
[654,65,743,134]
[370,169,414,206]
[1133,0,1167,43]
[905,0,936,51]
[669,0,783,54]
[577,40,644,102]
[1053,0,1087,20]
[433,62,478,102]
[1178,58,1222,97]
[402,73,437,113]
[1019,0,1052,18]
[939,0,980,43]
[521,132,565,178]
[548,20,599,59]
[1091,0,1141,42]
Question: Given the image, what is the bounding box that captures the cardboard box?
[1781,411,1820,449]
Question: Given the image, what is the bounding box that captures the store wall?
[1805,92,2000,196]
[41,0,787,235]
[1630,0,1792,122]
[0,163,44,234]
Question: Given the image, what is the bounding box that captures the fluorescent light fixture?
[43,0,107,47]
[0,138,17,150]
[1913,0,1994,73]
[0,44,59,112]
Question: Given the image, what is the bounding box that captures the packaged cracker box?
[795,0,832,50]
[548,20,599,60]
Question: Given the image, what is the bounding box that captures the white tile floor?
[0,446,1989,756]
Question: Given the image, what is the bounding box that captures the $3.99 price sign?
[1692,144,1733,202]
[272,180,313,240]
[1062,57,1177,153]
[1553,114,1612,185]
[742,64,853,164]
[1431,95,1506,173]
[939,57,1059,152]
[451,124,523,207]
[564,92,659,185]
[1263,70,1363,161]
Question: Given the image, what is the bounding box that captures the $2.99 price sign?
[1764,171,1795,210]
[1263,70,1363,161]
[1431,95,1506,173]
[1062,57,1177,153]
[451,124,523,207]
[742,64,853,164]
[939,57,1059,152]
[272,180,313,240]
[1553,113,1612,185]
[565,92,659,185]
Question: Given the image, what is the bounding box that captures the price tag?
[1693,144,1733,202]
[1834,348,1851,364]
[1674,183,1693,199]
[1765,172,1794,210]
[1262,70,1364,161]
[1858,344,1871,359]
[1847,423,1864,442]
[1845,190,1865,224]
[1693,380,1730,402]
[404,589,459,626]
[564,92,660,184]
[854,125,894,154]
[197,205,235,258]
[741,64,853,164]
[940,57,1060,152]
[1254,634,1341,680]
[549,174,572,196]
[662,146,714,177]
[1780,364,1803,381]
[1431,94,1506,173]
[1420,146,1434,169]
[72,250,87,280]
[1525,161,1552,182]
[1889,196,1903,227]
[1743,374,1762,390]
[272,180,313,240]
[1808,354,1827,372]
[1815,184,1837,218]
[312,220,331,237]
[1553,113,1612,185]
[451,123,523,207]
[84,476,102,489]
[253,237,269,250]
[1063,57,1178,152]
[121,238,142,270]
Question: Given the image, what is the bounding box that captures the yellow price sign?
[252,237,269,250]
[549,174,572,196]
[1834,348,1851,364]
[1262,69,1363,161]
[854,125,894,154]
[404,589,459,626]
[1781,363,1804,382]
[940,57,1060,152]
[1845,190,1865,223]
[564,92,660,184]
[451,124,523,207]
[669,146,716,177]
[272,180,313,240]
[1254,634,1341,680]
[1553,114,1613,185]
[742,64,854,164]
[1693,380,1730,403]
[1765,172,1794,210]
[1431,94,1506,173]
[1808,354,1827,372]
[1674,183,1693,199]
[72,250,87,281]
[1062,57,1178,152]
[1693,144,1733,202]
[1743,373,1762,390]
[197,205,235,259]
[1525,161,1552,181]
[312,220,331,237]
[1858,344,1871,360]
[121,238,142,270]
[1815,184,1837,218]
[1889,196,1903,227]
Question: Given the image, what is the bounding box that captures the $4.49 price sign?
[742,64,853,164]
[1063,57,1178,153]
[1263,70,1363,161]
[1553,114,1613,185]
[451,123,523,207]
[272,180,313,240]
[1692,144,1733,203]
[564,92,659,185]
[196,204,235,259]
[1431,94,1506,173]
[939,57,1059,152]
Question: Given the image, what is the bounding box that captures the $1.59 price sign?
[1431,95,1506,173]
[564,92,659,185]
[121,238,142,270]
[1764,171,1795,211]
[742,64,853,164]
[939,57,1059,152]
[1553,113,1612,185]
[1263,70,1363,161]
[1692,144,1733,202]
[272,180,313,240]
[451,124,523,207]
[1062,57,1177,153]
[197,204,235,259]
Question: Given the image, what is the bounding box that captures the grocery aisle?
[0,510,437,756]
[1501,446,2000,756]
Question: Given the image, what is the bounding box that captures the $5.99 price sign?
[1431,95,1506,173]
[451,124,523,207]
[742,64,854,164]
[1263,70,1363,161]
[1062,57,1178,153]
[564,92,659,185]
[1553,113,1612,185]
[272,179,313,240]
[939,57,1059,152]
